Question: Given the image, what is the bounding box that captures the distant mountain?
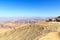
[0,17,54,23]
[10,17,50,24]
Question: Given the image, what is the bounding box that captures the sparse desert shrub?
[57,16,60,18]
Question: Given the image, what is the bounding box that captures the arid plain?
[0,17,60,40]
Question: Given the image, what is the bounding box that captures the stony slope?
[0,22,60,40]
[39,32,60,40]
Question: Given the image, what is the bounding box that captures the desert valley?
[0,16,60,40]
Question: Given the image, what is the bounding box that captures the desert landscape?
[0,0,60,40]
[0,16,60,40]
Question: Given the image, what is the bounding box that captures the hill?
[0,17,60,40]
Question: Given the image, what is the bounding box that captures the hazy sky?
[0,0,60,17]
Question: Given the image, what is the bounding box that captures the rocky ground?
[0,21,60,40]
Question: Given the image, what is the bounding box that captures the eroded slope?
[0,22,60,40]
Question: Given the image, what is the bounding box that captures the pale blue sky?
[0,0,60,17]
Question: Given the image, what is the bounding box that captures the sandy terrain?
[0,21,60,40]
